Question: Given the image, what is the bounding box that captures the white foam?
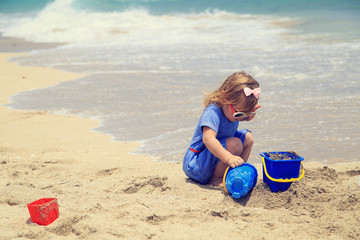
[48,108,75,116]
[1,0,292,48]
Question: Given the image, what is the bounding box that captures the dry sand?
[0,52,359,240]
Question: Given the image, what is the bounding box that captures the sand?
[0,52,359,240]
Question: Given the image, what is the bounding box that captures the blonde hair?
[203,71,260,113]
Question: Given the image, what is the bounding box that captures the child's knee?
[226,137,243,156]
[244,132,254,147]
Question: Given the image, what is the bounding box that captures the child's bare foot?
[209,177,223,188]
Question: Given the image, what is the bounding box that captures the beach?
[2,0,360,163]
[1,51,360,239]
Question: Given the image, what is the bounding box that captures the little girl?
[183,71,261,186]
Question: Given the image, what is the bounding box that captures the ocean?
[0,0,359,163]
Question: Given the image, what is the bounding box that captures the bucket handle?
[222,166,231,194]
[262,157,305,183]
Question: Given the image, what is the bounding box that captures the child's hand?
[227,155,244,168]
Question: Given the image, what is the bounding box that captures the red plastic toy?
[27,198,59,225]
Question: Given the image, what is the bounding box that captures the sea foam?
[1,0,293,48]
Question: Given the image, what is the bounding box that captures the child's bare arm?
[202,127,244,168]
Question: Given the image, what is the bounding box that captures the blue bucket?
[260,151,304,192]
[223,163,258,199]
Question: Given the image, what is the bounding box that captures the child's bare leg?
[240,132,254,162]
[209,137,244,186]
[209,161,228,186]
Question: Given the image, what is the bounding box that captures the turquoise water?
[1,0,359,163]
[0,0,53,13]
[2,0,359,14]
[1,0,360,40]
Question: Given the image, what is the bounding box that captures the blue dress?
[183,104,250,184]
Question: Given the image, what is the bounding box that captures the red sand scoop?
[27,198,59,225]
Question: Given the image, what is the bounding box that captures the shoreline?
[0,36,65,52]
[1,51,360,239]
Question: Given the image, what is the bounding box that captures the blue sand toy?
[223,163,258,199]
[260,151,304,192]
